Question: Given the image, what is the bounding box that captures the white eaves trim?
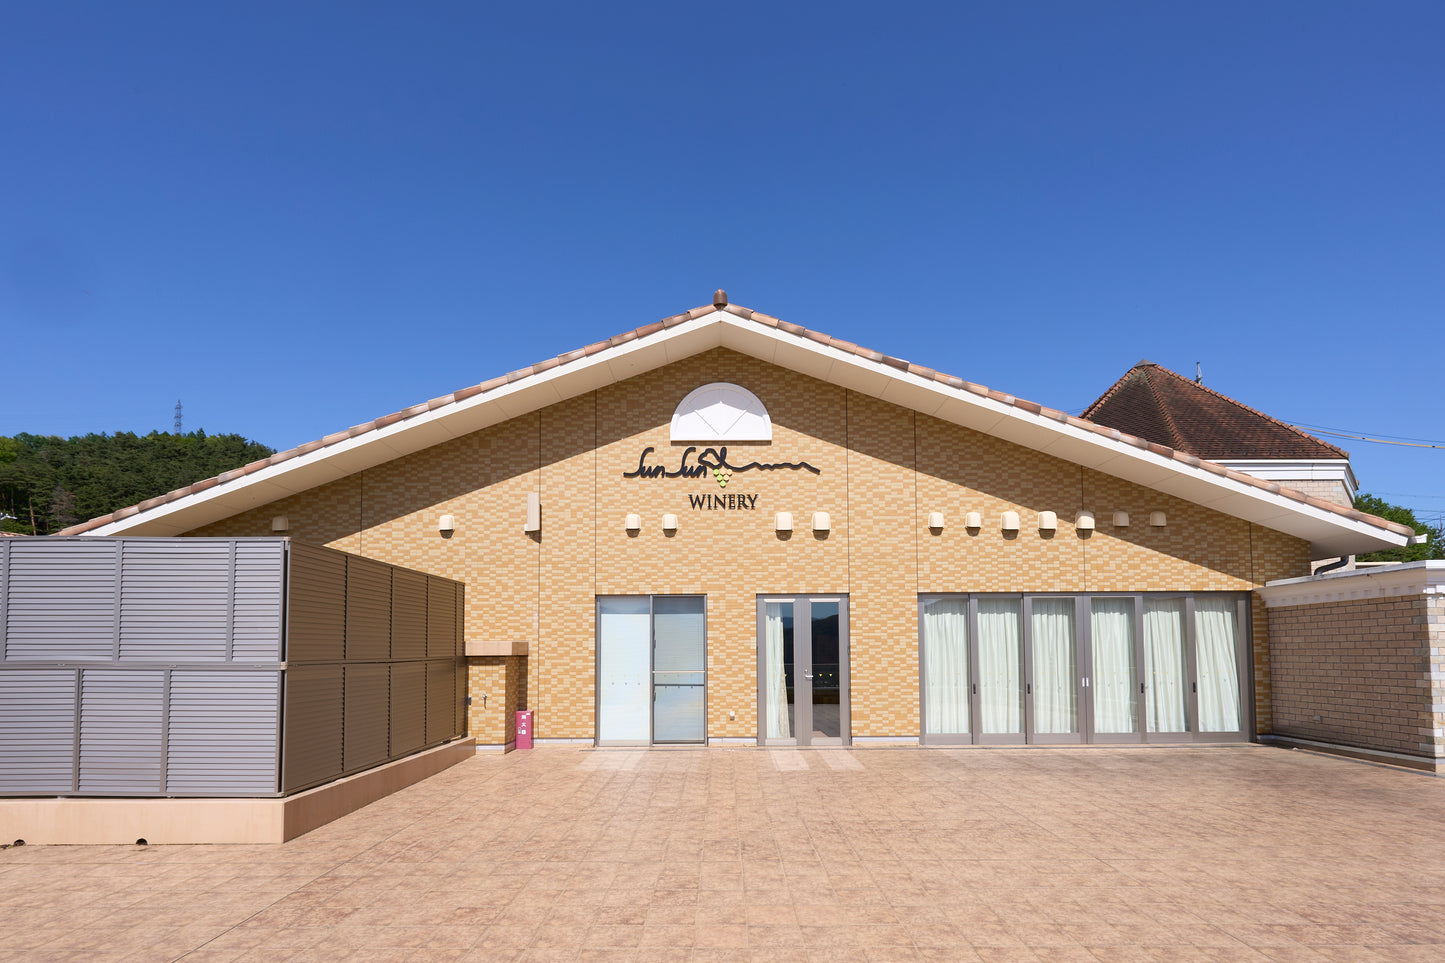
[1215,459,1358,502]
[83,311,1412,557]
[1258,560,1444,607]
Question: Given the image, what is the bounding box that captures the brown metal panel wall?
[282,663,344,793]
[426,578,455,658]
[426,660,454,745]
[345,555,392,661]
[343,663,390,772]
[286,543,346,663]
[389,661,426,756]
[391,569,428,660]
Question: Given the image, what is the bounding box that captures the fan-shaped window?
[670,383,772,443]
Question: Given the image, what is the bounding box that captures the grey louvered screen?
[391,569,428,659]
[231,541,285,661]
[426,660,455,745]
[119,541,230,662]
[343,663,390,772]
[0,670,78,793]
[346,555,392,660]
[4,540,118,661]
[285,543,345,662]
[166,669,281,795]
[426,578,455,658]
[79,669,165,793]
[282,663,344,793]
[390,661,426,756]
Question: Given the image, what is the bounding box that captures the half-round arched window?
[670,383,772,443]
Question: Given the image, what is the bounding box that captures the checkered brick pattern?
[185,348,1311,743]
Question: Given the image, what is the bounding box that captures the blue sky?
[2,3,1441,523]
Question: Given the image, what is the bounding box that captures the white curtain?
[1143,598,1188,732]
[1195,597,1242,732]
[978,599,1022,734]
[1090,598,1137,734]
[922,599,969,734]
[1030,598,1077,734]
[764,602,791,739]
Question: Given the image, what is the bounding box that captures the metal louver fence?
[0,537,465,797]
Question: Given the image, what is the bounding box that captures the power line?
[1290,422,1445,448]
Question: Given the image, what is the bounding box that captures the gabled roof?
[1083,361,1347,461]
[60,291,1415,557]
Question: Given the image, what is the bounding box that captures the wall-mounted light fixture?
[1038,511,1057,532]
[271,515,289,533]
[965,511,982,529]
[1149,511,1167,527]
[1001,510,1020,532]
[662,513,678,532]
[1113,511,1130,528]
[1076,510,1096,531]
[625,513,641,533]
[523,492,540,534]
[774,511,793,533]
[438,514,455,534]
[927,511,944,530]
[812,511,831,534]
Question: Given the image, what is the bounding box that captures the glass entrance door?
[596,596,706,746]
[757,596,849,746]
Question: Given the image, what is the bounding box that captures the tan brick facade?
[188,348,1312,744]
[1264,568,1445,766]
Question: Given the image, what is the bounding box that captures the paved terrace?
[3,745,1444,961]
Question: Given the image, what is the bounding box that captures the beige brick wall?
[187,347,1312,742]
[1268,594,1440,759]
[467,656,527,748]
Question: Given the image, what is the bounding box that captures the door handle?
[803,673,814,680]
[1140,682,1145,694]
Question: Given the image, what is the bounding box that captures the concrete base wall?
[0,737,474,845]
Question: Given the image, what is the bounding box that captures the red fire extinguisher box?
[514,710,534,750]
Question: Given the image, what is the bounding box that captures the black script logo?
[622,446,821,489]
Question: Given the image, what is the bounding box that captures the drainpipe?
[1315,556,1349,575]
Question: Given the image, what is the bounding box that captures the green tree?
[0,431,273,535]
[1354,493,1444,562]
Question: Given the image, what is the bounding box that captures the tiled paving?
[3,744,1445,961]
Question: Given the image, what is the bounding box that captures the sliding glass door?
[919,593,1249,745]
[596,596,706,746]
[757,596,849,746]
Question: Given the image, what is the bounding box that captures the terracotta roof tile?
[1083,361,1346,461]
[54,294,1414,543]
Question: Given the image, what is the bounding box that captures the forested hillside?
[0,431,274,535]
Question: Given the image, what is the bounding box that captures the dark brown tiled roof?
[1082,361,1348,461]
[56,293,1413,541]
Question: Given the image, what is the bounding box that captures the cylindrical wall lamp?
[927,511,944,530]
[1149,511,1167,527]
[662,513,678,532]
[1038,511,1057,532]
[1113,511,1130,528]
[1001,510,1020,532]
[774,511,794,533]
[812,511,831,533]
[625,513,641,533]
[271,515,289,533]
[1076,511,1096,531]
[965,511,982,529]
[438,514,455,534]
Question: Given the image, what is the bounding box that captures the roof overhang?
[77,307,1413,558]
